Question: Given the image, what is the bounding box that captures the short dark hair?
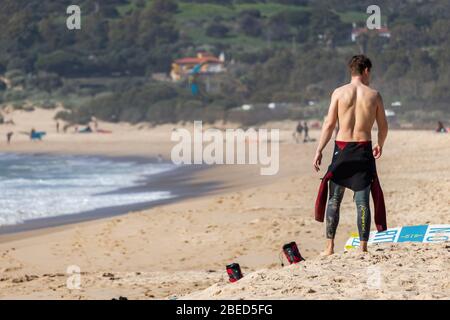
[348,55,372,75]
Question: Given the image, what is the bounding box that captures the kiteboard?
[344,224,450,250]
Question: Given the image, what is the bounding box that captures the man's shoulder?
[333,84,351,92]
[332,84,351,97]
[332,84,381,101]
[366,86,380,97]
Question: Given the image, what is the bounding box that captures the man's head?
[348,55,372,84]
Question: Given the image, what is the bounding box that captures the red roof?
[174,56,222,65]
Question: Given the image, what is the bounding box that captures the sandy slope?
[183,243,450,300]
[0,107,448,299]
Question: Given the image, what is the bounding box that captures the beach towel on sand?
[315,141,387,232]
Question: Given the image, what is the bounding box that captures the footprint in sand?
[2,266,22,273]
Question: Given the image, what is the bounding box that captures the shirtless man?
[313,55,389,255]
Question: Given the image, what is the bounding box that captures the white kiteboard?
[345,224,450,250]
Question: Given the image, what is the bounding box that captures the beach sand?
[0,108,448,299]
[184,242,450,300]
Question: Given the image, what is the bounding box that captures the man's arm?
[313,90,339,172]
[373,92,388,159]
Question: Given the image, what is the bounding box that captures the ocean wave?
[0,154,176,226]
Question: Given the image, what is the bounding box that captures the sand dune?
[183,243,450,300]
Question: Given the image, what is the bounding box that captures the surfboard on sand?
[345,224,450,250]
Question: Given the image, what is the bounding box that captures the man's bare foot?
[360,241,368,253]
[321,240,335,256]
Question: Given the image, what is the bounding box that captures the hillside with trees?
[0,0,449,126]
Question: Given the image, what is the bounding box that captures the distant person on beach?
[30,128,45,141]
[92,117,99,131]
[313,55,389,255]
[56,121,60,133]
[303,121,310,143]
[293,121,304,143]
[6,131,13,144]
[436,121,448,133]
[79,125,93,133]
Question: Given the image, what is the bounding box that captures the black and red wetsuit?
[315,141,387,240]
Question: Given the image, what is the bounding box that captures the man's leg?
[355,186,371,252]
[323,181,345,255]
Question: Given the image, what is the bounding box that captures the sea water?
[0,153,175,226]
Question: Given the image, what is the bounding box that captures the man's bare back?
[313,78,388,172]
[334,82,382,142]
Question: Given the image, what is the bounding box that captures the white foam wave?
[0,154,176,226]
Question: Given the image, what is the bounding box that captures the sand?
[184,243,450,300]
[0,107,449,299]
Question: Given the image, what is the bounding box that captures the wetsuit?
[326,181,371,241]
[315,141,387,241]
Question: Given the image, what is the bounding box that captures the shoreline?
[0,111,287,244]
[0,160,214,238]
[0,144,281,245]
